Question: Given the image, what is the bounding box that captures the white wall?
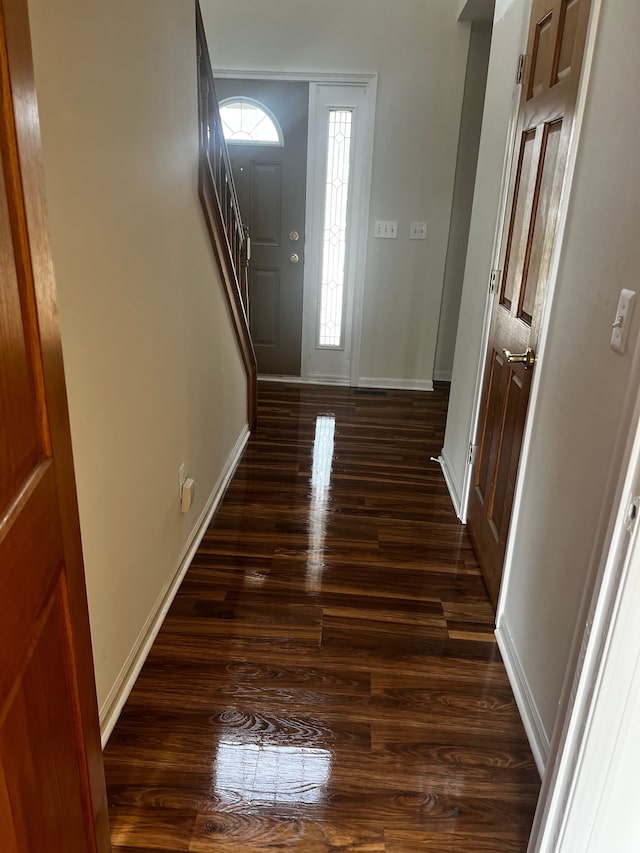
[441,0,528,510]
[201,0,470,388]
[501,0,640,746]
[27,0,248,723]
[434,24,491,381]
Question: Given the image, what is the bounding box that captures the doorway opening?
[216,71,377,385]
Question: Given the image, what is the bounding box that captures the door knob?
[503,346,536,369]
[289,231,300,242]
[289,253,300,264]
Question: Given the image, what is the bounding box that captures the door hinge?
[516,54,526,85]
[468,444,478,466]
[489,269,501,294]
[625,495,640,534]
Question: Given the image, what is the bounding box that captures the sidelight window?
[318,109,353,349]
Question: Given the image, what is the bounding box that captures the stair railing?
[195,2,256,430]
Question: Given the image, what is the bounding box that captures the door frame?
[458,1,531,527]
[1,0,111,845]
[459,0,598,591]
[467,0,600,752]
[453,0,638,848]
[528,339,640,849]
[213,68,377,386]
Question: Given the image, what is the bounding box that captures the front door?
[0,0,110,849]
[216,79,308,376]
[468,0,592,608]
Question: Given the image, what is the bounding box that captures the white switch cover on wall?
[611,289,636,354]
[374,220,398,238]
[409,222,427,240]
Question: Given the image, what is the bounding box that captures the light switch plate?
[410,222,427,240]
[374,220,398,239]
[611,288,636,354]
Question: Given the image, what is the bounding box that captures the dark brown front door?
[0,1,110,849]
[216,79,308,377]
[468,0,592,608]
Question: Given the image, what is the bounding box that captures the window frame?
[218,97,284,147]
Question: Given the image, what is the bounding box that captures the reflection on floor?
[104,382,540,852]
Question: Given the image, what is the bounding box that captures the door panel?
[250,267,280,347]
[529,11,555,99]
[519,118,563,322]
[468,0,592,609]
[491,369,529,539]
[501,128,537,311]
[216,79,308,377]
[554,0,582,83]
[0,164,41,507]
[250,161,281,246]
[0,0,110,849]
[2,583,90,852]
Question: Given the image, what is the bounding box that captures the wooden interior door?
[468,0,592,609]
[0,0,110,849]
[215,79,308,377]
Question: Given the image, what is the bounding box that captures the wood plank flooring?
[104,382,540,852]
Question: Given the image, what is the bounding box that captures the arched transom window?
[219,98,283,145]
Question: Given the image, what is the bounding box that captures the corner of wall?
[99,425,249,744]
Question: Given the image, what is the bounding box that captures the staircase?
[195,4,257,430]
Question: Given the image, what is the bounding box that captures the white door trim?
[528,342,640,851]
[458,1,531,524]
[214,69,377,385]
[214,69,377,85]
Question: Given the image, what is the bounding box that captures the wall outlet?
[374,220,398,238]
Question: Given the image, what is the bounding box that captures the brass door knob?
[289,253,300,264]
[503,347,536,369]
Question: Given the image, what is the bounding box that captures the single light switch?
[611,289,636,354]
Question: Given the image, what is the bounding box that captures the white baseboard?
[99,425,250,746]
[358,377,434,392]
[433,370,452,382]
[439,449,463,519]
[258,373,350,386]
[257,374,435,392]
[496,620,549,776]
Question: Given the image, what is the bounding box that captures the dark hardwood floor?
[104,382,540,852]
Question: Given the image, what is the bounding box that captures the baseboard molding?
[439,449,463,519]
[99,425,250,746]
[358,377,434,392]
[496,620,549,776]
[258,373,350,386]
[433,370,452,382]
[257,374,435,392]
